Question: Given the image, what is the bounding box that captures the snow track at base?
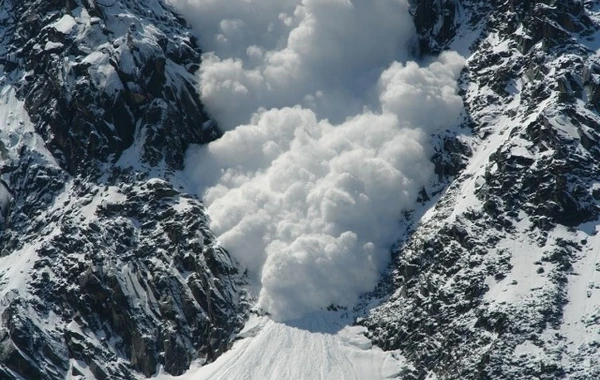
[156,313,408,380]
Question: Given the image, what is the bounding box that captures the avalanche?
[156,312,411,380]
[174,0,465,322]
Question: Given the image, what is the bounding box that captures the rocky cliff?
[362,0,600,378]
[2,0,600,379]
[0,1,247,378]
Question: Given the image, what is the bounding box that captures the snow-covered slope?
[2,0,600,379]
[156,312,411,380]
[160,0,600,378]
[363,0,600,378]
[0,1,247,379]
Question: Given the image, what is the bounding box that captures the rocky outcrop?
[0,0,247,378]
[0,174,247,379]
[362,0,600,378]
[413,0,462,55]
[3,0,219,174]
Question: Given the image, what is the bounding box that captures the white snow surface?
[0,85,55,162]
[50,14,77,35]
[155,313,408,380]
[44,41,64,51]
[176,0,466,321]
[0,182,9,213]
[554,220,600,359]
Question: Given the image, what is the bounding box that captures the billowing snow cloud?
[171,0,415,128]
[172,0,465,321]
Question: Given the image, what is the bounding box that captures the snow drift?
[173,0,465,321]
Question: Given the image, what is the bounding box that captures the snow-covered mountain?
[0,1,247,378]
[363,0,600,378]
[1,0,600,379]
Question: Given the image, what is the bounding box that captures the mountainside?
[2,0,600,379]
[363,0,600,378]
[0,1,247,378]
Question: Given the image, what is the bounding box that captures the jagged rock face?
[413,0,462,54]
[4,0,600,378]
[363,0,600,379]
[0,174,246,379]
[2,0,219,174]
[2,176,243,379]
[0,1,247,379]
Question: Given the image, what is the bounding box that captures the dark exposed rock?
[0,169,249,378]
[413,0,462,55]
[362,0,600,378]
[0,0,248,379]
[3,0,220,175]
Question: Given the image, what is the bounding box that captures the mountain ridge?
[362,0,600,378]
[2,0,600,379]
[0,1,248,378]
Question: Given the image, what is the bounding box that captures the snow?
[0,244,39,303]
[4,0,600,377]
[50,14,77,35]
[82,52,124,94]
[44,41,64,51]
[514,341,544,357]
[0,85,55,162]
[559,222,600,352]
[155,313,408,380]
[482,214,546,304]
[446,79,522,220]
[66,360,97,380]
[70,184,128,220]
[179,0,466,321]
[0,225,61,317]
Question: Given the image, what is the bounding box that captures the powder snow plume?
[171,0,465,321]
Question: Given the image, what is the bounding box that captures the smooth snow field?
[155,312,408,380]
